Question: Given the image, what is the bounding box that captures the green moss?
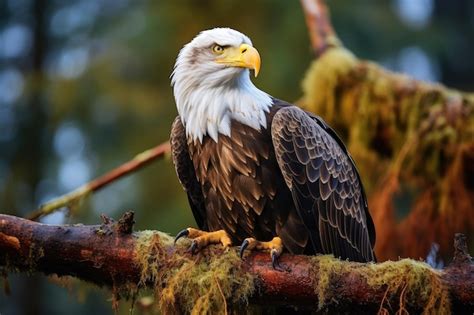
[301,45,474,190]
[311,255,344,310]
[301,47,358,125]
[133,230,254,314]
[365,259,450,314]
[310,255,450,314]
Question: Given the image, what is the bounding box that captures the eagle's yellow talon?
[239,237,284,269]
[174,228,232,253]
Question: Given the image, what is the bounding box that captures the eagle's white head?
[171,28,272,143]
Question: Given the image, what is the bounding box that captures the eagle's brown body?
[171,99,376,262]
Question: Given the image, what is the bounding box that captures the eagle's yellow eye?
[212,44,224,54]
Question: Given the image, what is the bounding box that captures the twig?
[26,141,171,221]
[395,283,409,315]
[377,286,391,315]
[214,274,228,315]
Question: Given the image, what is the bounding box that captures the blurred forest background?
[0,0,473,314]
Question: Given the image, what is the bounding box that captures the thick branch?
[300,0,341,56]
[26,141,170,220]
[0,214,472,313]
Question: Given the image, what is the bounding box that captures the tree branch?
[0,213,472,313]
[300,0,341,56]
[299,0,474,261]
[26,141,171,221]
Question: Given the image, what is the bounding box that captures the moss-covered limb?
[0,214,473,313]
[300,0,474,261]
[26,141,171,221]
[301,50,474,190]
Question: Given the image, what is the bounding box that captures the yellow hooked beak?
[215,44,261,77]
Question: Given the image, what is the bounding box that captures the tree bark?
[300,0,340,56]
[0,213,472,313]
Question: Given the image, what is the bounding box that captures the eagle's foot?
[239,237,283,269]
[174,228,232,254]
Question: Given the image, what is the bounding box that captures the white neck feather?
[173,69,273,143]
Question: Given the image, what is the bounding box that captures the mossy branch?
[0,213,472,314]
[300,0,474,261]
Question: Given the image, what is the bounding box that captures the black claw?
[174,229,189,244]
[189,240,198,254]
[239,239,249,259]
[271,251,281,270]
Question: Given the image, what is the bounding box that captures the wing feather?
[271,106,376,262]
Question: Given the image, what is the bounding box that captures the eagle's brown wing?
[170,117,208,230]
[271,106,376,262]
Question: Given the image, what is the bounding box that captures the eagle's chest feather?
[186,120,286,240]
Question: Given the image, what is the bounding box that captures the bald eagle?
[171,28,376,264]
